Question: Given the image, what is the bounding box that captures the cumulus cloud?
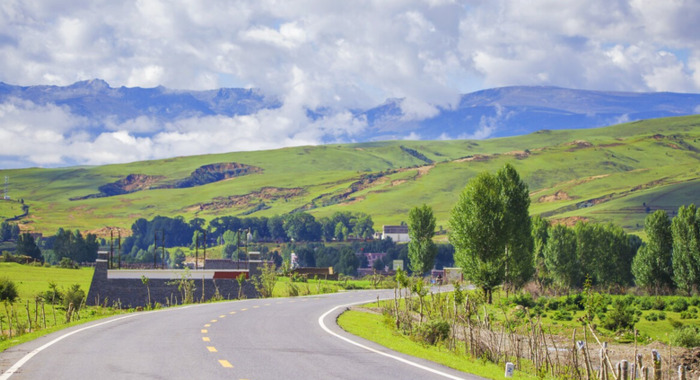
[0,0,698,167]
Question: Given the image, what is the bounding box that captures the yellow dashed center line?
[219,315,226,318]
[218,360,233,368]
[202,337,210,342]
[204,323,211,327]
[201,329,208,333]
[229,311,237,315]
[207,346,218,353]
[265,303,271,306]
[210,319,218,323]
[241,308,248,311]
[253,305,260,309]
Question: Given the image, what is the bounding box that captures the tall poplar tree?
[632,210,674,294]
[672,204,700,294]
[449,164,533,303]
[408,204,437,275]
[498,163,534,291]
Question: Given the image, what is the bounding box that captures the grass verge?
[337,308,537,379]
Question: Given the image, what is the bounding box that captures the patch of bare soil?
[550,216,589,227]
[538,190,573,203]
[70,174,166,200]
[564,140,594,152]
[504,150,531,159]
[85,226,132,238]
[456,154,492,162]
[188,187,304,212]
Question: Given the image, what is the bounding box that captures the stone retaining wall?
[87,258,260,308]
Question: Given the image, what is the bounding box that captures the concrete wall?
[87,257,260,308]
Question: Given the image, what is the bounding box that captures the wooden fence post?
[652,350,662,380]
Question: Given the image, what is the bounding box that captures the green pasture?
[1,114,699,235]
[0,262,94,300]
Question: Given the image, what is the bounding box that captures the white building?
[381,225,409,242]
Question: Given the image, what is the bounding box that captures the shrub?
[0,277,18,302]
[551,309,573,321]
[546,298,561,311]
[41,282,63,304]
[415,320,450,345]
[63,284,85,311]
[651,297,666,311]
[644,312,659,322]
[669,298,689,312]
[638,297,653,311]
[680,308,698,320]
[690,296,700,307]
[510,292,536,308]
[670,326,700,348]
[59,257,79,269]
[564,293,585,311]
[602,298,638,331]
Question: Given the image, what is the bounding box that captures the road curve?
[1,289,484,380]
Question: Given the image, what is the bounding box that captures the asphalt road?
[1,289,485,380]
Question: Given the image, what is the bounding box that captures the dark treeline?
[122,211,375,254]
[0,221,20,242]
[532,216,642,291]
[2,224,99,265]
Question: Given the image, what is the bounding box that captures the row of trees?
[0,221,20,242]
[121,211,375,262]
[632,206,700,295]
[10,228,99,265]
[440,163,663,303]
[534,219,641,290]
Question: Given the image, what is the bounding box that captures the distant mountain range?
[2,79,700,141]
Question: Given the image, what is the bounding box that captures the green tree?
[544,224,579,290]
[531,215,550,288]
[408,204,437,275]
[672,204,700,294]
[16,232,42,261]
[449,171,505,303]
[351,213,374,239]
[574,222,597,284]
[0,277,18,303]
[498,164,534,290]
[283,212,321,241]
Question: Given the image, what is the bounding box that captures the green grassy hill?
[2,115,699,236]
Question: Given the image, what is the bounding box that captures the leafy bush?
[669,298,689,312]
[63,284,85,311]
[602,298,638,331]
[644,312,659,321]
[680,307,698,320]
[414,320,450,345]
[690,296,700,307]
[638,297,653,311]
[651,297,666,311]
[0,277,18,302]
[59,257,79,269]
[564,293,585,311]
[510,292,536,308]
[551,309,573,321]
[670,326,700,348]
[41,282,63,304]
[546,298,561,311]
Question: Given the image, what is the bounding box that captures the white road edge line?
[0,314,139,380]
[318,301,466,380]
[0,304,198,380]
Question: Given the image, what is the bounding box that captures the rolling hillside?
[1,114,699,236]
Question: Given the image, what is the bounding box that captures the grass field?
[1,114,699,238]
[337,309,524,379]
[0,262,94,300]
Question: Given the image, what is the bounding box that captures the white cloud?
[0,0,699,167]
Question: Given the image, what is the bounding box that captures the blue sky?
[0,0,699,167]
